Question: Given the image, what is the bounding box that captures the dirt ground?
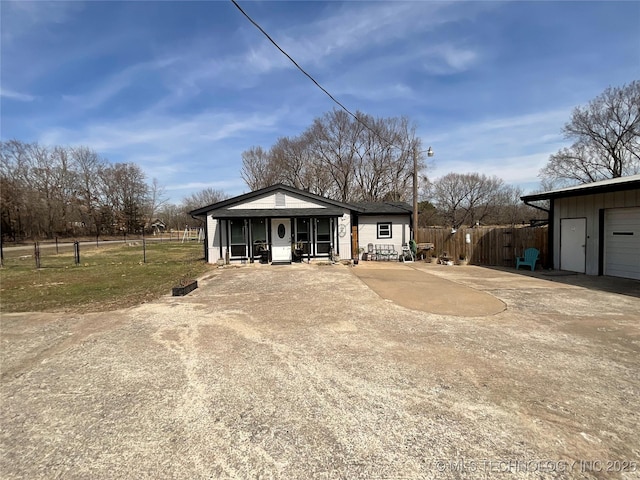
[1,262,639,479]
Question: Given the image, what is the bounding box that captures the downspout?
[203,216,209,263]
[308,218,312,263]
[219,220,224,261]
[547,199,554,270]
[523,199,550,214]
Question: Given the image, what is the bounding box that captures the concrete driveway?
[1,262,639,479]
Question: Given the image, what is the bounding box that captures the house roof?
[189,183,358,217]
[204,207,348,218]
[350,201,413,215]
[521,174,640,202]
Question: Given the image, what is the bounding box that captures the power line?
[230,0,409,152]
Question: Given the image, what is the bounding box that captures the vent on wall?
[275,192,285,207]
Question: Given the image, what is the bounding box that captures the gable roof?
[189,183,360,217]
[521,174,640,202]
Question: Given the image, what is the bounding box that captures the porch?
[215,215,342,265]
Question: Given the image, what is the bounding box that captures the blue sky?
[2,1,639,204]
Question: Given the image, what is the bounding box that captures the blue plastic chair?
[516,248,539,271]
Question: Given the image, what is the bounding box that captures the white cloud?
[422,45,479,75]
[173,0,489,90]
[0,88,36,102]
[40,109,279,154]
[37,108,284,203]
[77,0,489,121]
[62,57,179,110]
[423,109,572,188]
[327,82,415,103]
[1,1,82,43]
[166,179,246,192]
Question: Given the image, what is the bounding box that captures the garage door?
[605,207,640,280]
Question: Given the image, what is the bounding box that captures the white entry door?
[560,218,586,273]
[271,218,291,263]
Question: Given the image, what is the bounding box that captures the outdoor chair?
[367,243,376,261]
[401,243,414,262]
[387,245,399,261]
[375,244,388,261]
[516,248,539,271]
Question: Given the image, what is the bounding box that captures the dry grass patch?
[0,242,211,313]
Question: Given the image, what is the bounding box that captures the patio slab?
[351,262,506,316]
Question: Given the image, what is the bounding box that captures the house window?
[377,222,392,239]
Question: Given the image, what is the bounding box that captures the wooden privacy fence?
[416,226,548,268]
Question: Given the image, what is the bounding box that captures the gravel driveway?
[1,263,639,479]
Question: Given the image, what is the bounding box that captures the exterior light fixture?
[413,145,435,240]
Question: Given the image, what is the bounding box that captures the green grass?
[0,242,212,313]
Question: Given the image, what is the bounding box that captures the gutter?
[522,198,550,213]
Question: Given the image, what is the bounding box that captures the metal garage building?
[521,175,640,280]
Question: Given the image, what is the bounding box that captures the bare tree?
[541,81,640,185]
[352,114,421,202]
[157,203,190,231]
[71,146,105,234]
[240,109,426,203]
[0,140,30,239]
[181,187,229,212]
[1,140,177,239]
[309,110,362,202]
[241,146,280,190]
[426,173,467,228]
[98,163,149,234]
[171,187,231,230]
[427,173,508,228]
[491,185,543,225]
[146,178,169,227]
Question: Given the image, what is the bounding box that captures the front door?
[271,218,291,263]
[560,218,586,273]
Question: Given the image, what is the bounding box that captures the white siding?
[337,212,352,259]
[228,192,327,210]
[206,216,222,264]
[358,215,410,256]
[553,189,640,275]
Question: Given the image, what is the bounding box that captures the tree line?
[422,173,536,228]
[242,109,428,203]
[0,140,226,240]
[3,82,635,239]
[242,109,539,226]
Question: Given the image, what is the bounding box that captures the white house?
[351,201,412,258]
[189,184,412,265]
[521,175,640,280]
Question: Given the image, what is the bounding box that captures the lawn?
[0,241,211,313]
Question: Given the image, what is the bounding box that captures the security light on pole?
[413,146,434,241]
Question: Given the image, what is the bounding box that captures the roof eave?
[521,179,640,202]
[189,183,359,216]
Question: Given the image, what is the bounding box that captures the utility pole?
[412,145,418,241]
[412,145,434,241]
